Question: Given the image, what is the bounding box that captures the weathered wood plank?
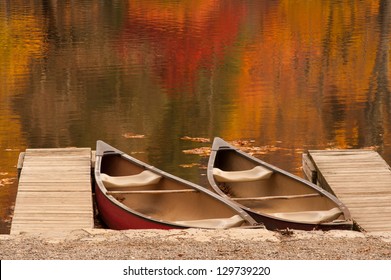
[25,147,91,154]
[302,154,317,184]
[13,214,93,221]
[304,149,391,232]
[11,147,94,234]
[17,184,92,192]
[13,206,93,211]
[19,178,91,183]
[11,224,92,229]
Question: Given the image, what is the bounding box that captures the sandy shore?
[1,228,391,260]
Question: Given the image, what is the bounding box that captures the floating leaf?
[182,147,211,156]
[4,148,19,152]
[180,136,210,143]
[230,139,255,147]
[0,177,15,186]
[122,132,145,139]
[181,139,288,157]
[179,163,201,168]
[231,141,288,155]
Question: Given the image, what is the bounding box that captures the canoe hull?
[244,209,352,231]
[95,181,182,230]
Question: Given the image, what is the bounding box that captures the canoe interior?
[100,153,244,224]
[213,149,343,217]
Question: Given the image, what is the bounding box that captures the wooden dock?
[303,150,391,232]
[11,148,94,234]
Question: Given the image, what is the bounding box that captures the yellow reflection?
[0,9,45,205]
[0,11,44,136]
[221,0,384,150]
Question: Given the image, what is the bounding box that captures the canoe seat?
[175,214,245,229]
[213,166,273,183]
[271,207,343,223]
[101,171,162,190]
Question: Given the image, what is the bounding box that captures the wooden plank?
[15,217,92,222]
[21,164,91,170]
[91,150,96,168]
[17,185,91,192]
[18,178,91,183]
[17,152,25,179]
[22,160,91,164]
[305,149,391,232]
[12,214,93,221]
[13,206,93,211]
[12,210,92,214]
[11,147,94,234]
[302,154,317,183]
[25,147,91,154]
[11,224,92,229]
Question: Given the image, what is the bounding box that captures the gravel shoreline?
[1,228,391,260]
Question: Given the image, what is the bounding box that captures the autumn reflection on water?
[0,0,390,233]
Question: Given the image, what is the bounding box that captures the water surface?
[1,0,390,233]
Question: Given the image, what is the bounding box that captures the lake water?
[0,0,390,233]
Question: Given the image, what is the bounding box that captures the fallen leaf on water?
[182,147,211,156]
[179,163,201,168]
[122,133,145,139]
[130,151,145,155]
[230,139,255,146]
[4,149,19,152]
[234,144,288,156]
[0,178,15,185]
[181,139,288,157]
[180,136,210,143]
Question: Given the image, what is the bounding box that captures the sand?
[1,228,391,260]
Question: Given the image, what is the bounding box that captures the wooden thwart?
[106,189,198,195]
[303,149,391,232]
[11,148,94,234]
[232,193,320,201]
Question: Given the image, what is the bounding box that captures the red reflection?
[116,1,248,93]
